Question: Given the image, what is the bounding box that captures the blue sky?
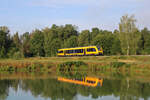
[0,0,150,34]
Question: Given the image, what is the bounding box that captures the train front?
[97,46,103,55]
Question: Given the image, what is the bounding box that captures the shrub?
[58,61,86,70]
[110,62,130,68]
[111,62,126,68]
[13,51,23,59]
[26,63,43,72]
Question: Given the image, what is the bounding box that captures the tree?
[30,30,45,57]
[0,26,9,33]
[63,24,78,40]
[50,38,61,56]
[78,30,90,46]
[92,33,114,55]
[13,32,21,50]
[129,29,141,55]
[119,14,139,55]
[20,32,31,57]
[144,36,150,54]
[64,36,78,48]
[7,32,22,58]
[0,46,6,58]
[91,28,99,41]
[138,28,150,54]
[43,27,54,57]
[111,37,122,55]
[43,26,59,57]
[0,29,9,58]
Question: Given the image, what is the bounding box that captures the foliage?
[119,14,141,55]
[64,36,78,48]
[57,61,87,78]
[110,62,130,68]
[58,61,86,70]
[78,30,90,46]
[30,30,45,57]
[0,14,150,58]
[0,30,9,58]
[111,37,122,55]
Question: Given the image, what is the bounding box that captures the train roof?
[58,46,97,50]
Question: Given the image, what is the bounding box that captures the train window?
[87,80,96,84]
[66,50,69,53]
[72,50,76,53]
[87,48,96,52]
[93,48,96,52]
[75,49,83,53]
[80,49,83,53]
[58,51,63,53]
[70,50,73,53]
[66,50,72,53]
[65,49,84,53]
[66,50,77,54]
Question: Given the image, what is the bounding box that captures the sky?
[0,0,150,34]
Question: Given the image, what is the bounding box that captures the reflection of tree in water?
[21,79,77,100]
[21,79,150,100]
[0,80,19,100]
[0,80,9,100]
[1,78,150,100]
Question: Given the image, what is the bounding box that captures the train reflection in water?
[58,77,103,87]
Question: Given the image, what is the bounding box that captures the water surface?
[0,76,150,100]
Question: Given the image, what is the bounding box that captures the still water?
[0,77,150,100]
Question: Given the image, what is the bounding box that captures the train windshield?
[58,50,63,53]
[97,46,101,51]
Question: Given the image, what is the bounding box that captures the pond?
[0,75,150,100]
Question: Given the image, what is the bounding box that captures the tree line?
[0,14,150,58]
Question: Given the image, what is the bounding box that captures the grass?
[0,55,150,73]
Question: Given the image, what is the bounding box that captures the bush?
[26,63,43,72]
[0,66,16,72]
[111,62,126,68]
[58,61,86,70]
[13,51,23,59]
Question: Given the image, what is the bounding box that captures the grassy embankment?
[0,56,150,81]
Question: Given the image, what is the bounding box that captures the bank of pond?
[0,60,150,76]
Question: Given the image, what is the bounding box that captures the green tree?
[0,26,9,33]
[92,33,114,55]
[56,24,78,42]
[0,29,10,58]
[43,27,53,57]
[91,28,99,41]
[63,24,78,40]
[119,14,138,55]
[139,28,150,54]
[64,36,78,48]
[0,46,6,58]
[144,37,150,54]
[13,32,21,50]
[78,30,90,46]
[21,32,31,57]
[111,37,122,55]
[43,26,59,57]
[7,32,22,58]
[30,30,45,57]
[50,38,61,56]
